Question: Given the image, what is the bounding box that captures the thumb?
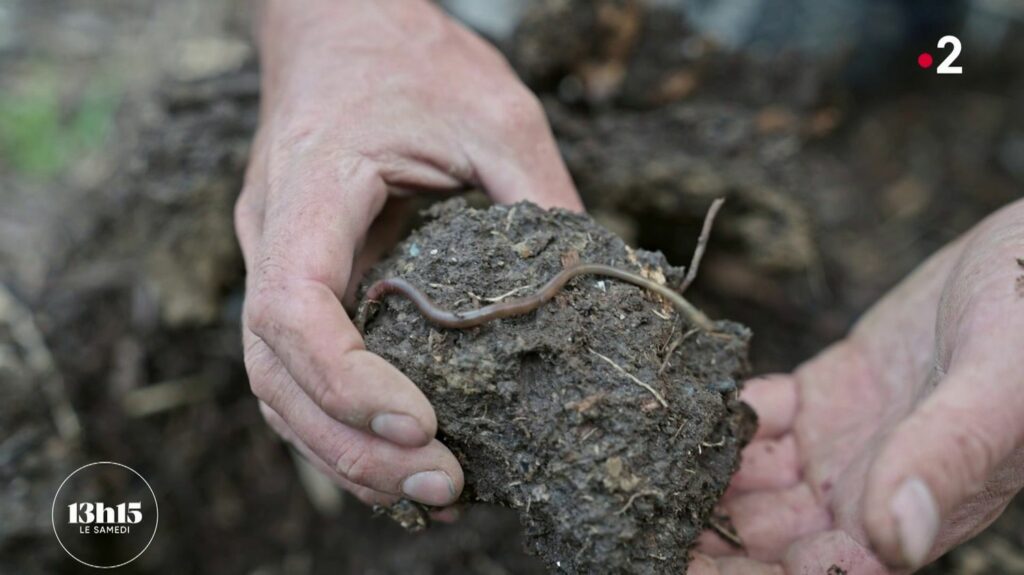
[863,201,1024,569]
[862,350,1024,568]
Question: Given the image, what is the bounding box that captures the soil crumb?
[360,199,755,573]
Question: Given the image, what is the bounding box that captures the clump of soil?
[360,199,756,573]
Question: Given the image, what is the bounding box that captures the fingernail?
[370,413,428,446]
[890,477,939,567]
[402,471,456,506]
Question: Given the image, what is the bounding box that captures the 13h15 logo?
[52,462,159,568]
[67,501,144,534]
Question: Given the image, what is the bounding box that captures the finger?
[429,505,462,523]
[711,557,784,575]
[863,200,1024,569]
[725,435,801,496]
[782,530,890,575]
[695,530,737,557]
[863,367,1024,568]
[252,344,464,505]
[259,401,396,506]
[467,89,584,212]
[246,154,437,447]
[689,552,784,575]
[706,483,831,561]
[234,129,270,263]
[687,552,721,575]
[345,195,416,306]
[235,186,262,267]
[247,289,436,446]
[741,375,799,440]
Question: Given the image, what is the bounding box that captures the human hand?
[235,0,581,507]
[691,198,1024,574]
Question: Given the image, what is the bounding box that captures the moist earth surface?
[361,199,755,574]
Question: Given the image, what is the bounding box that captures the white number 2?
[937,35,962,75]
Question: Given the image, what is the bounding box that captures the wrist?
[257,0,442,96]
[258,0,436,56]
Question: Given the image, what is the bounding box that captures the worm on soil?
[357,199,725,332]
[357,263,713,332]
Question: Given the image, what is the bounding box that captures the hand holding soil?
[233,1,1024,572]
[235,0,580,509]
[692,198,1024,574]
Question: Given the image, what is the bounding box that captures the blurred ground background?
[1,0,1022,573]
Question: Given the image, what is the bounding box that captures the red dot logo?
[918,52,933,69]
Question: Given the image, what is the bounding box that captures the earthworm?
[358,263,713,331]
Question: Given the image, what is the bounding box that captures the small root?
[589,348,668,408]
[697,436,726,454]
[701,437,726,448]
[614,490,661,515]
[670,421,686,442]
[657,336,683,378]
[709,517,744,549]
[479,284,536,303]
[657,327,699,378]
[681,197,725,293]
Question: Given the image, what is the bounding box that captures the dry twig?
[681,198,725,293]
[708,517,744,549]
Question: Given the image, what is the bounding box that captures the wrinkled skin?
[234,0,580,510]
[691,199,1024,574]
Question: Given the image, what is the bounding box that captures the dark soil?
[361,199,755,573]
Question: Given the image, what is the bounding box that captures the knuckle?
[315,380,352,422]
[233,190,260,232]
[334,438,376,487]
[243,293,275,338]
[246,367,281,409]
[485,88,546,133]
[316,353,366,419]
[246,366,273,402]
[273,117,327,153]
[243,263,293,336]
[257,401,280,426]
[242,340,270,388]
[350,486,396,507]
[257,402,294,443]
[950,417,1001,480]
[242,340,285,405]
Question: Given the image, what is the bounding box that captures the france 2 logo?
[918,35,963,75]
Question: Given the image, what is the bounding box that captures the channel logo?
[52,462,159,569]
[918,35,963,74]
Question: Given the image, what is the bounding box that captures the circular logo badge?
[51,462,158,569]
